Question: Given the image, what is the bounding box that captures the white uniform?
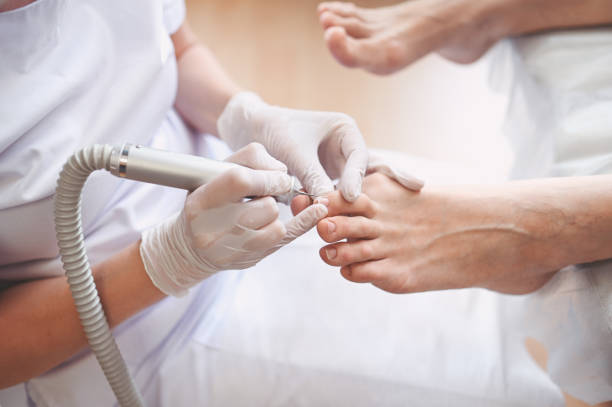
[0,0,239,405]
[0,1,607,406]
[489,30,612,403]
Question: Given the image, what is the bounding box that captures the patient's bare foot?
[317,1,501,75]
[307,173,557,295]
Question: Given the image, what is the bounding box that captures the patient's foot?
[317,1,500,75]
[302,173,556,295]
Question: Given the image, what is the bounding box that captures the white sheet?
[151,154,565,407]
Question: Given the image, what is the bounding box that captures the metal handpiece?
[109,143,315,203]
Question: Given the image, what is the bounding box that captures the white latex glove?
[217,92,371,202]
[366,151,424,190]
[140,143,328,297]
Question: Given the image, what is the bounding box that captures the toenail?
[327,220,336,234]
[326,247,337,260]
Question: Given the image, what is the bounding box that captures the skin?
[0,23,243,388]
[293,173,612,295]
[317,0,612,75]
[0,0,33,12]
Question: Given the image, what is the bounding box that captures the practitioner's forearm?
[0,0,34,12]
[0,242,165,389]
[171,23,242,137]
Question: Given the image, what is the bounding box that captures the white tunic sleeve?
[163,0,186,34]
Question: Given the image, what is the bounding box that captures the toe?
[317,216,379,243]
[320,240,378,267]
[318,2,363,20]
[324,190,377,218]
[319,11,371,39]
[340,259,387,284]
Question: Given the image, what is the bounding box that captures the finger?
[225,142,287,172]
[340,258,391,284]
[280,203,328,245]
[326,190,376,218]
[236,197,279,230]
[319,11,371,39]
[317,215,379,243]
[243,219,287,251]
[320,239,381,267]
[192,167,292,208]
[338,143,368,202]
[292,156,336,198]
[367,152,424,191]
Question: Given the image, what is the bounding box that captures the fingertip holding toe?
[313,202,329,219]
[407,176,425,191]
[339,183,361,203]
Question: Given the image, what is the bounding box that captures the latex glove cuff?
[140,212,217,297]
[217,91,267,151]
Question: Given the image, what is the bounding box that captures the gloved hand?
[365,150,424,190]
[140,143,328,297]
[217,91,372,202]
[290,150,424,216]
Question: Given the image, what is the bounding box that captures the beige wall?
[184,0,511,182]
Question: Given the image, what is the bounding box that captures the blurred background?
[185,0,512,182]
[184,1,607,406]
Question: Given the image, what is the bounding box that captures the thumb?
[337,148,368,202]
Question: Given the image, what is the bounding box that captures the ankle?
[432,0,512,47]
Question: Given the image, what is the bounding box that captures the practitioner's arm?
[170,22,380,201]
[306,173,612,294]
[171,23,242,136]
[317,0,612,74]
[0,145,313,388]
[0,0,35,12]
[0,243,165,388]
